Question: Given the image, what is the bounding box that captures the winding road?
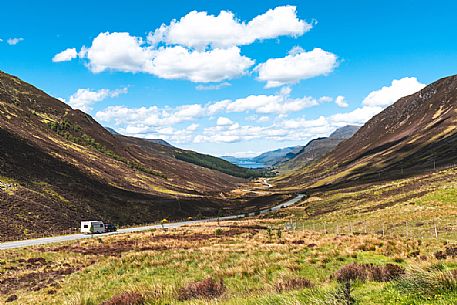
[0,193,305,250]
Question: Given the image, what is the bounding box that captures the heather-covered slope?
[0,71,274,241]
[280,125,359,171]
[276,75,457,190]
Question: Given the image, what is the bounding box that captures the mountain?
[0,71,274,241]
[223,126,359,169]
[280,125,360,171]
[252,146,303,166]
[222,146,302,168]
[276,75,457,190]
[105,126,174,148]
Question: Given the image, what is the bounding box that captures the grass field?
[1,168,457,304]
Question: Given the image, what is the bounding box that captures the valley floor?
[1,168,457,304]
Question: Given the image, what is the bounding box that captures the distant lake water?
[230,160,266,169]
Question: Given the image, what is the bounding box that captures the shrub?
[395,266,457,296]
[334,263,369,282]
[100,292,144,305]
[334,263,405,283]
[445,246,457,257]
[177,277,225,301]
[274,276,313,292]
[434,250,447,260]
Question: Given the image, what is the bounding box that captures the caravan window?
[84,225,88,228]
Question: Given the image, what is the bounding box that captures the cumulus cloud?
[335,95,349,108]
[7,37,24,45]
[216,117,234,126]
[362,77,425,107]
[257,47,338,88]
[52,6,316,83]
[52,48,78,62]
[60,32,253,82]
[148,46,254,82]
[225,94,319,114]
[330,77,425,126]
[92,76,425,148]
[67,88,128,113]
[148,6,311,49]
[84,32,153,73]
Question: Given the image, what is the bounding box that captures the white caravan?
[80,221,105,234]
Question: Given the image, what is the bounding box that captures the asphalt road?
[0,194,305,251]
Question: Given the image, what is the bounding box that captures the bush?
[274,276,313,292]
[177,277,225,301]
[100,292,144,305]
[334,263,369,282]
[334,263,405,283]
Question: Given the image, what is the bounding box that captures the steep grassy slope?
[276,75,457,191]
[0,71,276,241]
[106,128,263,178]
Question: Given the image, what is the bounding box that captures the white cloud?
[95,103,204,129]
[84,32,153,73]
[7,37,24,45]
[330,77,425,126]
[53,6,314,83]
[91,76,426,147]
[362,77,425,107]
[148,5,311,49]
[335,95,349,108]
[216,117,234,126]
[196,82,231,91]
[148,46,254,82]
[68,88,128,113]
[225,94,319,114]
[258,116,270,123]
[68,32,254,82]
[257,47,338,88]
[52,48,78,62]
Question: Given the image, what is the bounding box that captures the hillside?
[2,164,456,304]
[0,71,276,241]
[252,146,303,166]
[280,125,359,171]
[276,75,457,191]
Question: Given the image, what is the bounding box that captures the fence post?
[324,222,327,234]
[382,223,385,238]
[434,222,438,239]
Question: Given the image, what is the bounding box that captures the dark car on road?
[104,223,117,232]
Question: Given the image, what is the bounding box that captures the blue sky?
[1,0,456,157]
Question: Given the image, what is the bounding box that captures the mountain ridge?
[275,74,457,190]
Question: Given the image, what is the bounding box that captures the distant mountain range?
[222,125,359,168]
[275,74,457,190]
